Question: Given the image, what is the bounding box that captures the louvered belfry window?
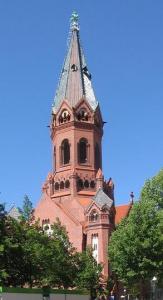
[78,138,87,163]
[61,139,70,165]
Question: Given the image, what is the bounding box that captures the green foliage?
[40,218,78,288]
[1,210,102,290]
[20,195,33,222]
[75,247,102,299]
[0,203,8,283]
[108,169,163,291]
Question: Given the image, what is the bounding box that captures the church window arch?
[54,182,59,190]
[60,181,64,189]
[89,210,99,222]
[65,180,70,189]
[42,219,53,236]
[78,138,88,164]
[91,233,98,262]
[77,108,88,121]
[90,180,96,189]
[84,180,89,188]
[77,178,84,190]
[61,139,70,165]
[59,109,70,124]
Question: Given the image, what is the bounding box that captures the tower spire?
[52,13,98,113]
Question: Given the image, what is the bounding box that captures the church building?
[34,12,132,278]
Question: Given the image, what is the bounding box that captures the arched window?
[60,181,64,189]
[59,109,70,124]
[89,210,99,222]
[42,220,53,236]
[77,179,84,190]
[84,180,89,188]
[78,138,88,164]
[90,180,96,189]
[95,143,101,170]
[61,139,70,165]
[54,182,59,190]
[65,180,70,189]
[91,233,98,262]
[77,108,88,121]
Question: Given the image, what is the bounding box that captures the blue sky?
[0,0,163,209]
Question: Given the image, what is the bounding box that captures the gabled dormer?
[55,100,73,127]
[74,97,94,123]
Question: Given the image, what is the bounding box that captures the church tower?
[35,12,115,278]
[51,12,103,188]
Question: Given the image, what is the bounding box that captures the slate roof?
[52,12,98,112]
[8,206,21,221]
[93,188,113,208]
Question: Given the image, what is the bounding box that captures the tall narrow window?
[61,139,70,165]
[92,233,98,262]
[78,138,88,164]
[95,143,101,170]
[82,233,87,251]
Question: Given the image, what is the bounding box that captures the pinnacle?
[96,168,103,179]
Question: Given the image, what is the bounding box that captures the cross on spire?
[70,11,79,31]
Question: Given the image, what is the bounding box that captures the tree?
[0,212,48,287]
[1,215,26,286]
[20,195,33,222]
[42,218,78,288]
[0,203,7,283]
[108,169,163,298]
[20,221,49,287]
[1,210,102,291]
[75,247,102,299]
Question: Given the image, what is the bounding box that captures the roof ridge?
[115,203,132,207]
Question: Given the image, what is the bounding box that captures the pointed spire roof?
[52,12,98,113]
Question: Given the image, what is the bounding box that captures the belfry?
[34,13,131,278]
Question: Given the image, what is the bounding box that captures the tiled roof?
[115,203,132,225]
[78,190,96,196]
[93,188,113,208]
[78,198,92,207]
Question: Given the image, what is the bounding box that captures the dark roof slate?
[93,188,113,208]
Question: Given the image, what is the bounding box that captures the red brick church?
[34,12,132,278]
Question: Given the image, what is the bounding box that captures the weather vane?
[70,11,79,31]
